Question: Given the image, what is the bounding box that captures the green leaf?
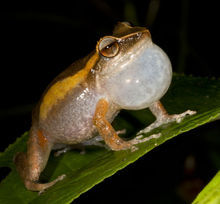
[192,171,220,204]
[1,75,220,204]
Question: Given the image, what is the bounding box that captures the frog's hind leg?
[14,128,65,192]
[54,136,110,157]
[82,136,108,149]
[138,101,196,135]
[54,144,86,156]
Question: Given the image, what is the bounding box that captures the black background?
[0,1,219,203]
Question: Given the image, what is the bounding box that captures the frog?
[14,22,196,192]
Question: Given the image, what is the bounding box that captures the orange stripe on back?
[37,130,48,148]
[40,52,99,120]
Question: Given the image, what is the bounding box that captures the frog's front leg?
[93,99,133,151]
[138,101,196,134]
[14,128,65,192]
[82,130,126,149]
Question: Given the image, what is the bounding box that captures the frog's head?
[95,22,172,110]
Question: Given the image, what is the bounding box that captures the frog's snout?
[142,29,151,38]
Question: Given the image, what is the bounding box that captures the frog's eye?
[98,37,119,58]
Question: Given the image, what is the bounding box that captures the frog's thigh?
[93,99,132,151]
[14,129,64,191]
[26,129,52,181]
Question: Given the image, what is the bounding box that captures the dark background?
[0,0,219,203]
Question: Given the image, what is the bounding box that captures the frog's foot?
[54,144,86,157]
[129,133,161,151]
[86,131,128,151]
[138,101,196,135]
[54,147,72,157]
[82,136,110,150]
[116,129,126,135]
[132,133,162,144]
[139,109,196,135]
[82,129,126,149]
[167,110,197,123]
[38,174,66,194]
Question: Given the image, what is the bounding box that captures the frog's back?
[32,52,95,122]
[39,84,104,144]
[32,52,104,144]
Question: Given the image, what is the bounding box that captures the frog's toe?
[38,174,66,194]
[54,147,72,157]
[170,110,196,123]
[116,129,126,135]
[131,133,161,145]
[139,110,196,135]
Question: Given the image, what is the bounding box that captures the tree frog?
[14,22,196,192]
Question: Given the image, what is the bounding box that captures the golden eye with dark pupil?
[100,42,119,57]
[98,37,119,58]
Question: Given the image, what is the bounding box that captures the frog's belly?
[40,87,104,145]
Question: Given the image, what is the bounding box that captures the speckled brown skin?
[14,22,190,192]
